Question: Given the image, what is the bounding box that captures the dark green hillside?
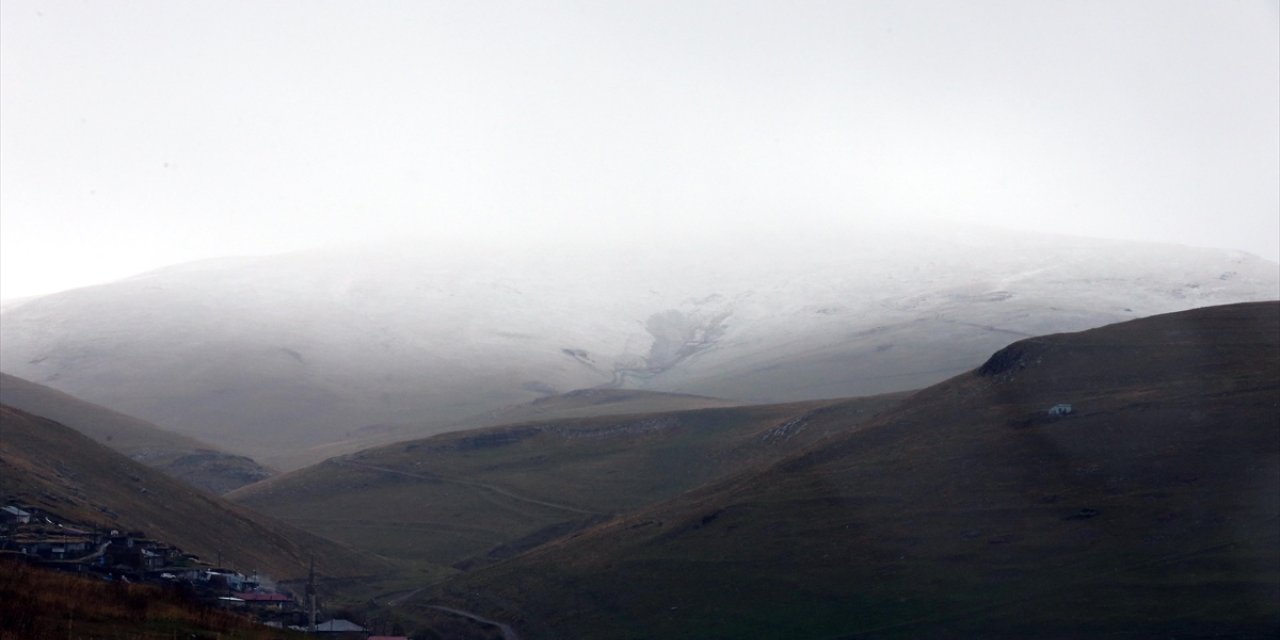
[230,393,908,572]
[0,404,383,581]
[413,302,1280,639]
[0,373,272,494]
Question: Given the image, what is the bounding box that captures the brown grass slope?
[417,301,1280,639]
[0,404,385,581]
[230,392,908,576]
[0,559,304,640]
[0,372,272,494]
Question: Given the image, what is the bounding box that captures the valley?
[2,267,1276,637]
[228,393,908,572]
[5,3,1275,636]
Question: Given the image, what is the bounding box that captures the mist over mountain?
[1,224,1275,467]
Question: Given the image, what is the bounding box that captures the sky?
[1,0,1277,300]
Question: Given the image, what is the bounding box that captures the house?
[109,532,136,549]
[313,618,366,634]
[13,535,92,560]
[238,591,294,610]
[51,537,92,559]
[287,618,367,638]
[204,569,249,591]
[140,548,164,570]
[106,537,164,570]
[170,568,205,581]
[1,506,31,525]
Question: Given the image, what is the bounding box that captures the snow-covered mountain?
[2,223,1275,468]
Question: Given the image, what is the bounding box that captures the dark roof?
[316,619,365,632]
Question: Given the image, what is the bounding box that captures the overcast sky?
[1,0,1277,300]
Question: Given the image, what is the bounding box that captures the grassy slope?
[0,404,385,581]
[415,302,1280,639]
[277,388,744,470]
[0,559,304,640]
[0,372,272,494]
[230,393,909,575]
[465,388,742,424]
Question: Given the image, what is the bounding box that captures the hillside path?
[334,459,603,516]
[428,605,521,640]
[383,587,425,606]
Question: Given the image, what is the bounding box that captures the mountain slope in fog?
[1,225,1275,466]
[415,301,1280,639]
[0,373,272,494]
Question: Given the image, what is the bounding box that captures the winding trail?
[333,459,603,516]
[428,605,522,640]
[382,587,424,606]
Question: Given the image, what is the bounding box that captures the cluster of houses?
[1,503,409,638]
[3,504,205,575]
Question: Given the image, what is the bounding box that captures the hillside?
[285,388,743,469]
[2,226,1275,468]
[410,302,1280,639]
[0,559,306,640]
[230,392,908,572]
[0,373,271,494]
[0,404,383,582]
[455,389,741,429]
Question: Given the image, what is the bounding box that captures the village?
[1,503,403,639]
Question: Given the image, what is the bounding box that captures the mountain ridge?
[2,227,1275,467]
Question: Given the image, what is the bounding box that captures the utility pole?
[306,555,317,633]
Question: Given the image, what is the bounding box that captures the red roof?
[238,592,292,602]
